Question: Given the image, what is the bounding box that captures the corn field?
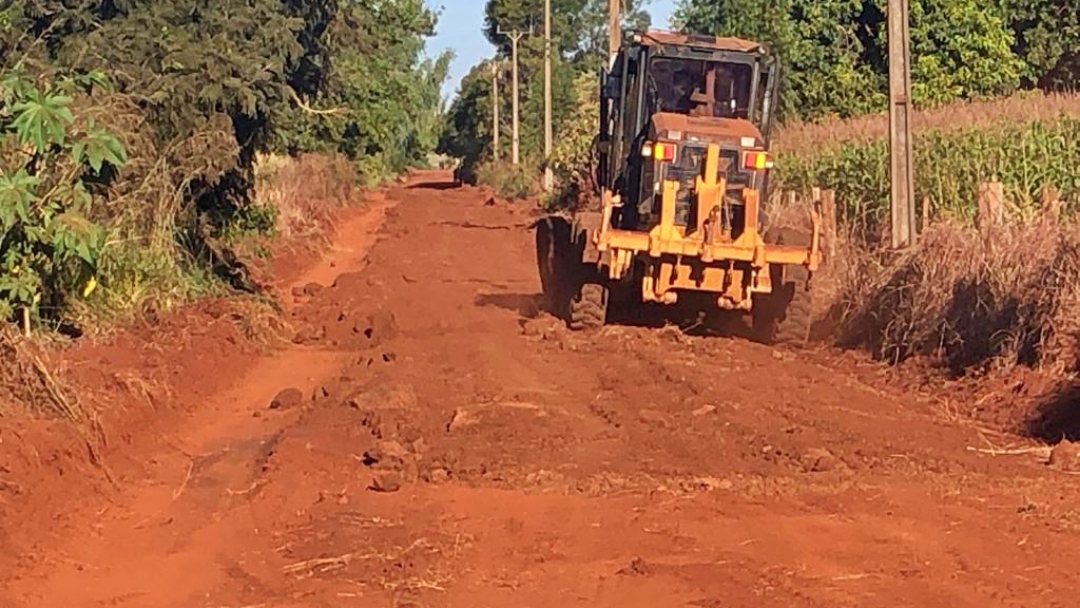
[772,94,1080,234]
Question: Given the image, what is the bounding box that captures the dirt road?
[4,174,1080,607]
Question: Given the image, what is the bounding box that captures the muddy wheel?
[752,228,813,347]
[569,279,609,331]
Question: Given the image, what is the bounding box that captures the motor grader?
[536,30,822,345]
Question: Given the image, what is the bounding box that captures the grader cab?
[537,30,822,345]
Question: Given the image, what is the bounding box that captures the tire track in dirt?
[7,175,1080,607]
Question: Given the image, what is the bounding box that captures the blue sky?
[425,0,679,99]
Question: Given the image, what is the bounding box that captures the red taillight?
[743,151,773,170]
[654,142,677,162]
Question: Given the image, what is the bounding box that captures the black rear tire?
[536,217,575,317]
[569,280,608,331]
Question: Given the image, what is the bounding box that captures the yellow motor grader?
[536,30,821,345]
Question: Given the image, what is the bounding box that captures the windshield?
[647,57,754,119]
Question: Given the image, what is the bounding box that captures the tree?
[439,60,501,169]
[1004,0,1080,90]
[0,0,450,326]
[674,0,1023,120]
[278,0,451,178]
[904,0,1023,105]
[573,0,652,67]
[675,0,882,120]
[442,0,653,172]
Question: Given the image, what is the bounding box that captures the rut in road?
[8,179,1080,608]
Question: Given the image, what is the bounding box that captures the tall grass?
[475,159,539,200]
[253,152,360,246]
[830,220,1080,376]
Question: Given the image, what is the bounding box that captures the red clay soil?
[3,170,1080,607]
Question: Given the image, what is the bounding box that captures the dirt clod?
[367,310,398,344]
[638,409,669,428]
[270,388,304,410]
[658,325,684,343]
[446,408,476,433]
[364,439,409,466]
[370,472,402,493]
[1049,441,1080,472]
[302,282,325,296]
[312,383,334,402]
[801,448,844,473]
[617,557,652,577]
[292,324,325,344]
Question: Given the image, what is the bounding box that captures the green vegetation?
[439,0,650,189]
[674,0,1080,120]
[476,160,538,200]
[674,0,1028,120]
[775,109,1080,231]
[0,0,448,332]
[0,69,123,329]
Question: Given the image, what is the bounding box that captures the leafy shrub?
[0,68,126,330]
[476,160,538,200]
[548,72,599,211]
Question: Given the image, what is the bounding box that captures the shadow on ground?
[473,290,766,342]
[1024,383,1080,443]
[475,293,543,319]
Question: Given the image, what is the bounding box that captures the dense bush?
[476,160,538,200]
[0,69,124,330]
[548,72,600,210]
[0,0,448,331]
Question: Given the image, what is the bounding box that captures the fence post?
[921,196,930,233]
[820,189,837,261]
[1041,185,1061,222]
[976,181,1004,233]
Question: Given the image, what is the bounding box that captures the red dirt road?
[4,174,1080,607]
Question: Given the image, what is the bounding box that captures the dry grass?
[775,91,1080,156]
[0,328,113,477]
[230,297,292,350]
[0,329,89,423]
[828,218,1080,377]
[254,152,360,247]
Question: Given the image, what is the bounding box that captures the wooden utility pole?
[542,0,554,191]
[497,27,528,166]
[490,61,501,161]
[887,0,916,249]
[608,0,621,63]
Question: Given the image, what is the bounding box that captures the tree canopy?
[0,0,449,325]
[441,0,652,173]
[674,0,1029,120]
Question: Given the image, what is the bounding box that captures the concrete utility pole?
[608,0,621,64]
[887,0,916,249]
[490,60,501,161]
[542,0,554,191]
[497,26,529,165]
